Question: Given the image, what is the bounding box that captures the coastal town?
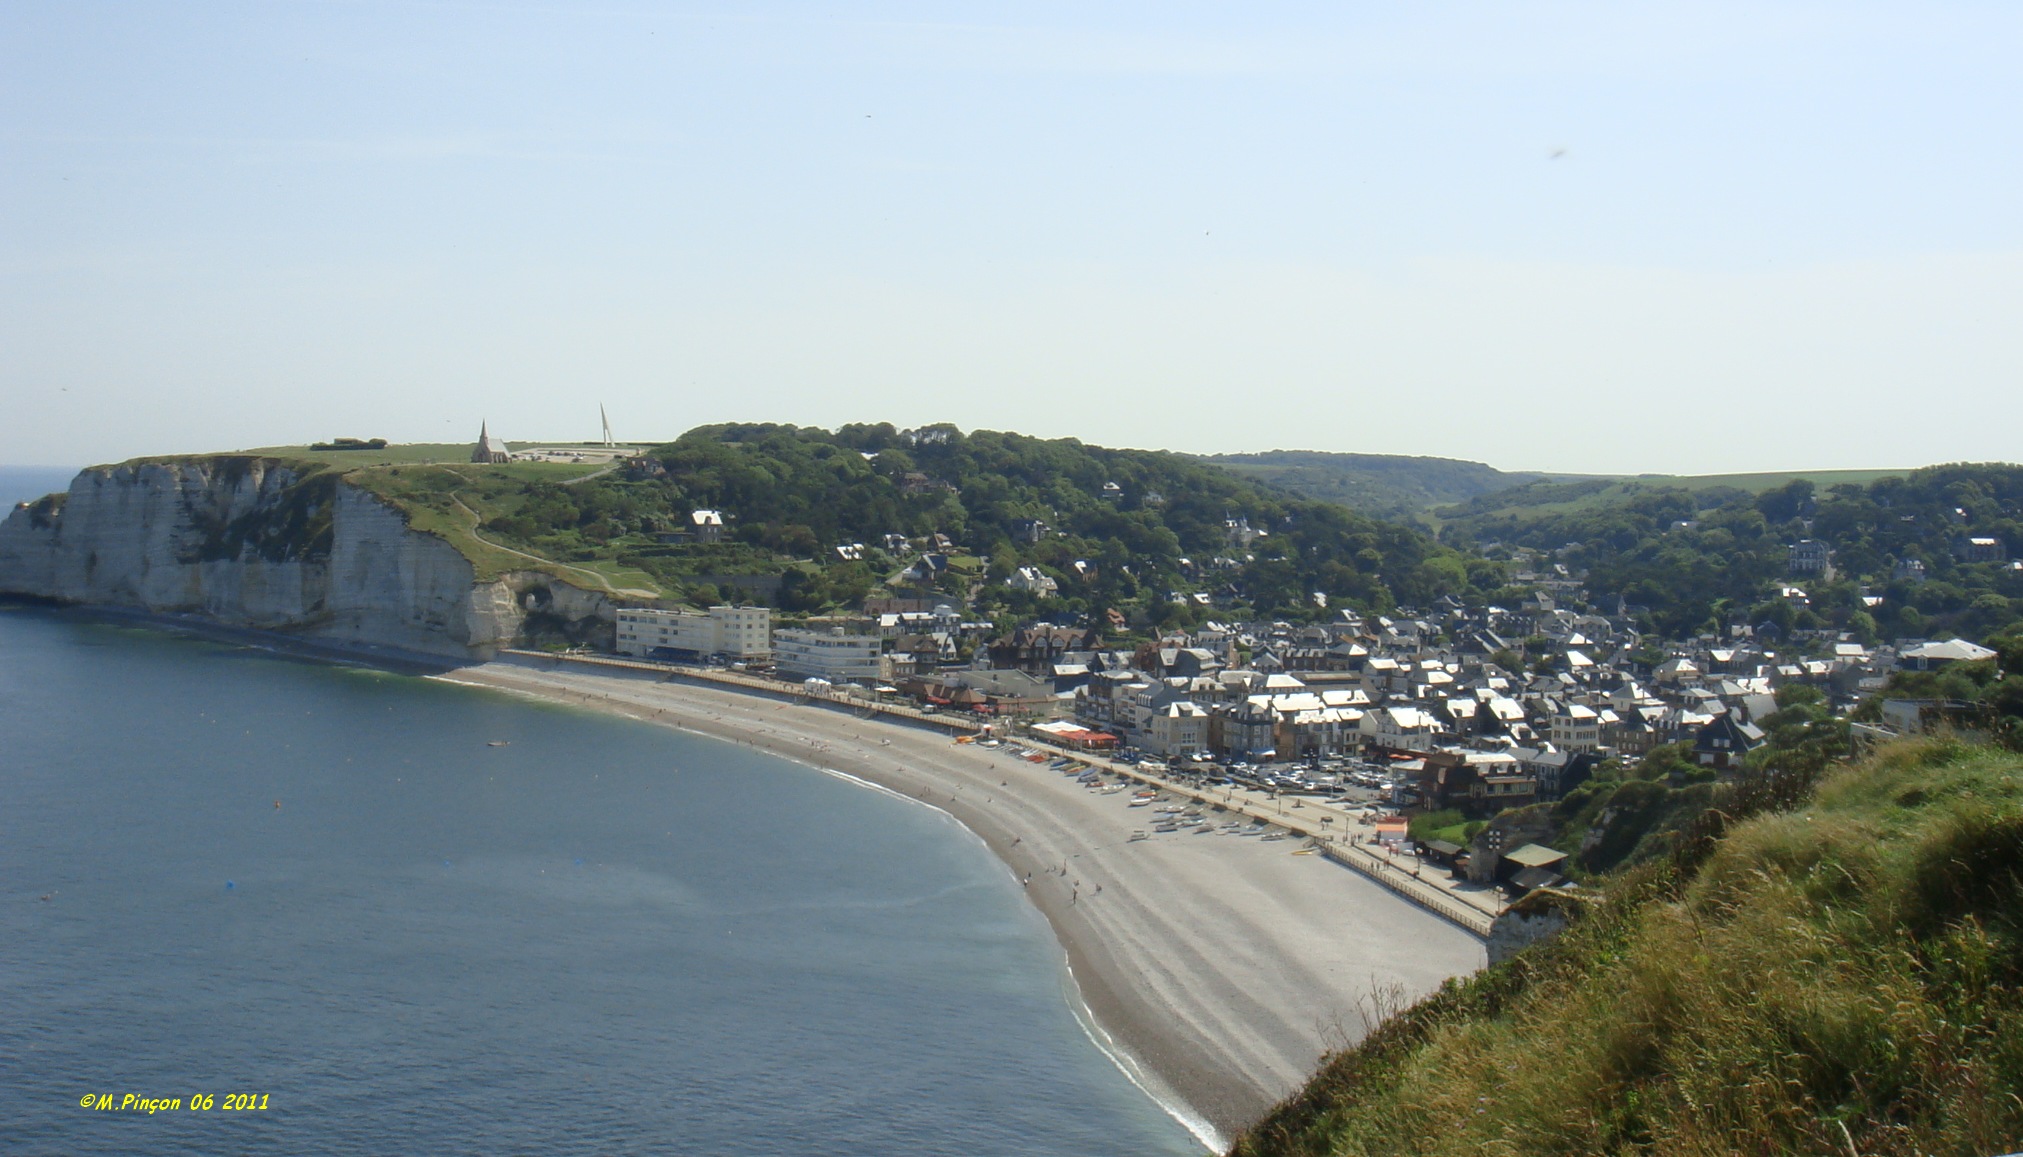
[602,523,1995,910]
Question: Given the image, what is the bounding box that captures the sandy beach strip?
[435,656,1488,1145]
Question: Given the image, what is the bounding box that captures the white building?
[1360,705,1439,752]
[773,627,884,683]
[690,509,725,543]
[616,605,771,661]
[1007,566,1058,596]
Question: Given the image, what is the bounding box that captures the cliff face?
[0,458,612,658]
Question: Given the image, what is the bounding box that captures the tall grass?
[1234,739,2023,1157]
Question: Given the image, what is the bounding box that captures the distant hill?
[1199,451,1913,527]
[1199,450,1552,520]
[1435,463,2023,640]
[1432,468,1910,529]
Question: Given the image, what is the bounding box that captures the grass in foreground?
[1235,738,2023,1157]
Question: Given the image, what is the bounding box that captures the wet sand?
[438,658,1487,1148]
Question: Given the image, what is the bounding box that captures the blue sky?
[3,2,2019,472]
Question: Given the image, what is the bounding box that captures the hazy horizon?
[6,3,2020,474]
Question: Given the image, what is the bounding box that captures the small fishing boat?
[487,741,510,747]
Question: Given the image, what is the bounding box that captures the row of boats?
[984,738,1308,847]
[1055,757,1291,842]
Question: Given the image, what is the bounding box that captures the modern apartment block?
[772,627,884,683]
[615,605,772,661]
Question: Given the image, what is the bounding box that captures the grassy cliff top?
[1235,737,2023,1157]
[104,447,651,595]
[334,459,661,595]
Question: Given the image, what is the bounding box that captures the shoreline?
[437,656,1488,1144]
[7,604,1488,1146]
[775,756,1226,1150]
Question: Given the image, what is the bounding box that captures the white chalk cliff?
[0,458,613,658]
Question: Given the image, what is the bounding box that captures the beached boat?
[1128,830,1149,842]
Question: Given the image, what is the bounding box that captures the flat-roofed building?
[615,605,771,661]
[773,627,883,683]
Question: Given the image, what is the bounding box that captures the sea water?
[0,607,1202,1155]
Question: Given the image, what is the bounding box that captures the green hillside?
[609,423,1502,621]
[1235,737,2023,1157]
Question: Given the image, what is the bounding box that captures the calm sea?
[1,466,79,510]
[0,605,1202,1155]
